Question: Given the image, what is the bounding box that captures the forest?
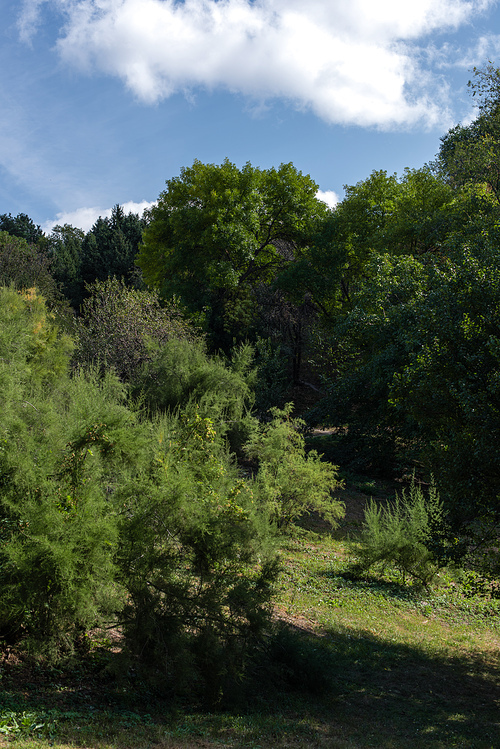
[0,66,499,748]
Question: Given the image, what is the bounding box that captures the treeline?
[0,204,144,311]
[1,64,500,683]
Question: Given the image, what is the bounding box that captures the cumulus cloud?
[19,0,494,129]
[42,200,155,233]
[316,190,339,210]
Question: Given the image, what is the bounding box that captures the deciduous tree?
[137,159,328,352]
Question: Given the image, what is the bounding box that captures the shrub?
[352,478,445,587]
[0,289,133,653]
[134,338,246,411]
[245,404,344,531]
[74,278,197,381]
[116,408,278,702]
[0,285,278,696]
[133,338,258,445]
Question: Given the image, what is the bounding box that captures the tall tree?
[0,212,44,244]
[137,159,329,352]
[438,63,500,204]
[80,205,146,291]
[46,224,85,309]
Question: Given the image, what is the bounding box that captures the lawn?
[1,483,499,749]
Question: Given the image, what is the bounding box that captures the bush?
[74,278,197,381]
[135,338,246,411]
[0,286,279,698]
[0,289,132,653]
[245,404,344,531]
[116,408,278,703]
[352,478,445,587]
[133,338,258,442]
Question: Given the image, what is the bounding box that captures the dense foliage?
[138,158,329,361]
[0,232,63,309]
[304,67,500,559]
[2,62,500,700]
[75,277,197,380]
[0,286,343,700]
[352,479,445,587]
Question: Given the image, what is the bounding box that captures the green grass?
[1,484,499,749]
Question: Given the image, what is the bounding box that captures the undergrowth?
[1,508,499,749]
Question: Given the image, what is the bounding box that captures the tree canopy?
[0,212,43,244]
[137,158,329,350]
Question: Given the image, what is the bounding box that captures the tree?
[390,249,500,537]
[0,212,43,244]
[74,277,197,381]
[133,337,256,424]
[298,168,453,328]
[0,231,63,309]
[309,237,500,556]
[437,64,500,204]
[308,252,429,474]
[137,159,329,352]
[46,224,85,309]
[80,205,146,292]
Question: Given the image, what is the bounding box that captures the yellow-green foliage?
[0,286,73,388]
[246,404,344,531]
[353,479,444,586]
[0,286,277,699]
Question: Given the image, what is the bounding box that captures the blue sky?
[2,0,500,233]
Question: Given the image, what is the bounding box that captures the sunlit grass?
[1,484,499,749]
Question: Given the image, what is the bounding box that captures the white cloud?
[316,190,339,210]
[42,200,155,233]
[17,0,47,44]
[19,0,495,129]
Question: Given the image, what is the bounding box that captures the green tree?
[0,212,43,244]
[80,205,146,292]
[437,64,500,205]
[315,168,453,304]
[0,231,61,308]
[310,239,500,555]
[137,159,328,352]
[308,252,429,474]
[46,224,85,309]
[390,249,500,538]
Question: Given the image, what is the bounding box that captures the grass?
[1,480,499,749]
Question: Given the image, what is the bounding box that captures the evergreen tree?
[80,205,145,291]
[0,212,44,244]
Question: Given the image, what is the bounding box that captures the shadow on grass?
[0,621,498,749]
[320,567,421,601]
[319,623,500,748]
